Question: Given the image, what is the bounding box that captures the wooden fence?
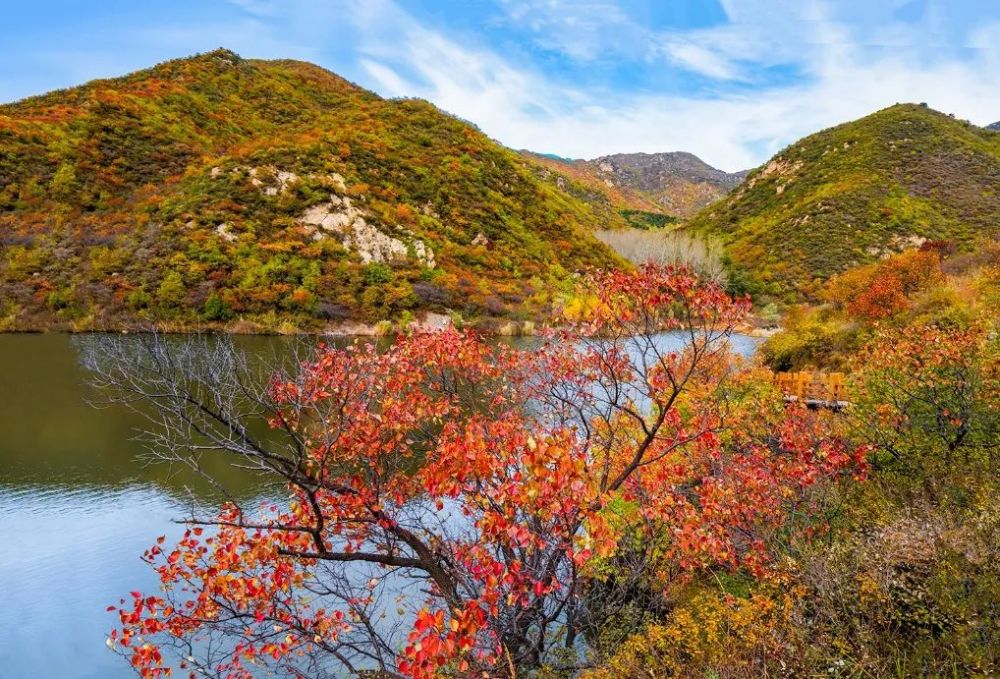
[772,371,848,409]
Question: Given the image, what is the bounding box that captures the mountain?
[686,103,1000,300]
[0,49,623,331]
[987,121,1000,131]
[586,152,748,218]
[523,150,747,222]
[520,150,674,229]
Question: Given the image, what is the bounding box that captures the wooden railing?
[772,371,848,409]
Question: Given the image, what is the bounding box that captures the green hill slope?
[687,104,1000,300]
[0,49,622,331]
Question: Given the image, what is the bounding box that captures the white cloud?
[360,59,411,97]
[14,0,995,172]
[662,42,741,80]
[969,20,1000,67]
[328,0,1000,171]
[226,0,281,17]
[498,0,650,61]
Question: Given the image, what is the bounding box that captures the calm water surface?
[0,332,759,678]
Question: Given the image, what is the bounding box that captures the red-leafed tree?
[826,248,944,320]
[84,265,866,679]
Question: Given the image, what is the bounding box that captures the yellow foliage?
[561,294,604,322]
[584,589,796,679]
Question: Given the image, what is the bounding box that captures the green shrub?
[155,270,187,308]
[202,293,231,321]
[362,263,393,285]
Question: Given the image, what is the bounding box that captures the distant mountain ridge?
[590,151,746,190]
[521,150,747,220]
[587,152,748,218]
[687,103,1000,299]
[987,121,1000,131]
[0,49,622,331]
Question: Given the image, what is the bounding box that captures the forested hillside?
[0,49,622,331]
[687,104,1000,300]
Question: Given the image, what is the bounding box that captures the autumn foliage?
[103,266,867,678]
[850,320,1000,471]
[824,247,944,320]
[0,49,624,332]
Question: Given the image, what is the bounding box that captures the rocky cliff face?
[589,152,745,191]
[584,152,747,218]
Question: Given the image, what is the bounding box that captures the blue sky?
[2,0,999,170]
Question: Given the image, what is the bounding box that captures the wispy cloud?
[662,42,741,80]
[329,0,1000,169]
[225,0,281,17]
[2,0,998,171]
[497,0,651,61]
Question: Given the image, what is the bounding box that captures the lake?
[0,331,759,678]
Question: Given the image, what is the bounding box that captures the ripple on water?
[0,484,189,678]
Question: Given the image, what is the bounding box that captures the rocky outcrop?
[215,222,237,243]
[213,165,302,195]
[300,195,367,235]
[739,156,804,198]
[210,166,436,268]
[300,192,435,268]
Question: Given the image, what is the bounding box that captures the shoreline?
[0,316,775,338]
[0,313,539,337]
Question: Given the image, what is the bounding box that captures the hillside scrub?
[688,104,1000,301]
[0,50,623,332]
[759,241,986,372]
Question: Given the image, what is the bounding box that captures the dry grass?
[594,228,726,282]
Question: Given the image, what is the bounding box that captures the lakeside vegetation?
[98,262,1000,678]
[724,237,1000,677]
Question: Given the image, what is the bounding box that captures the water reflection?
[0,333,288,678]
